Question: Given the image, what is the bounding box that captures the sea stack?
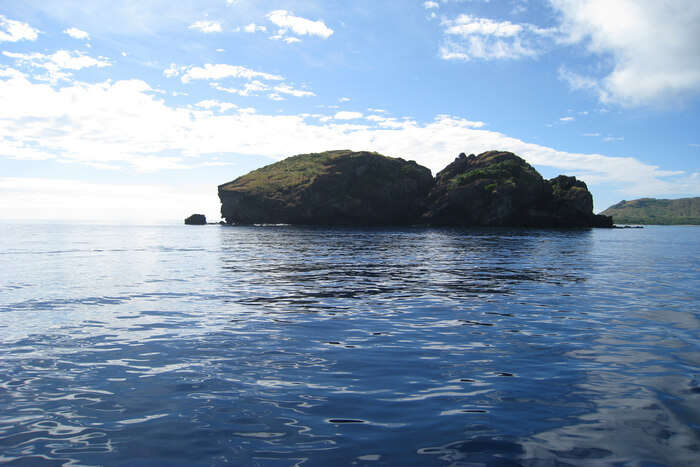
[185,214,207,225]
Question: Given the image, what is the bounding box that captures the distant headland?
[216,150,613,228]
[601,197,700,225]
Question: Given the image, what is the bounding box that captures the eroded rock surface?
[218,150,612,228]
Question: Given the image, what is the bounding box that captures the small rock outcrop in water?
[185,214,207,225]
[218,150,434,225]
[218,150,612,227]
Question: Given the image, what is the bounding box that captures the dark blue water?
[1,224,698,466]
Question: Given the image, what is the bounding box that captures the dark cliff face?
[218,149,612,228]
[548,175,611,227]
[218,150,434,225]
[423,151,552,226]
[423,151,612,227]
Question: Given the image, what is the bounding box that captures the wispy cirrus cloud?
[165,63,283,83]
[164,62,313,100]
[439,14,555,61]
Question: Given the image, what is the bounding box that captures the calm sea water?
[0,224,698,466]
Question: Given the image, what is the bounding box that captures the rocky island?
[218,150,612,228]
[185,213,207,225]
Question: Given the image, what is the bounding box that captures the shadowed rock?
[423,151,551,226]
[218,150,612,228]
[185,214,207,225]
[218,150,434,225]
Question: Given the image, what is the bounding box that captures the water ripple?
[0,224,698,465]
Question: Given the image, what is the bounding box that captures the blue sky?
[1,0,699,222]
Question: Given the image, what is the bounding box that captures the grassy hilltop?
[218,150,434,225]
[601,198,700,225]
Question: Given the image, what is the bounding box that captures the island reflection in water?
[0,224,698,465]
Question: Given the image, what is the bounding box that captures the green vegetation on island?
[601,197,700,225]
[218,150,613,228]
[218,150,433,225]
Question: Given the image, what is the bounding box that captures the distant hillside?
[601,197,700,224]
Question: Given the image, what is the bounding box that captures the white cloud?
[558,66,600,92]
[0,71,696,216]
[334,111,364,120]
[213,80,270,96]
[243,23,267,33]
[0,15,39,42]
[195,100,237,112]
[365,115,414,129]
[266,10,333,39]
[0,72,195,171]
[212,80,313,98]
[188,20,222,33]
[163,63,181,78]
[63,27,90,40]
[3,50,110,83]
[551,0,700,106]
[439,14,553,61]
[424,1,440,9]
[445,15,523,38]
[174,64,284,83]
[283,37,301,44]
[339,97,351,103]
[560,116,574,122]
[274,83,314,97]
[440,36,536,61]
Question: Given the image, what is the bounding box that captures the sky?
[0,0,699,223]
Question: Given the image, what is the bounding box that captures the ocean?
[1,223,698,466]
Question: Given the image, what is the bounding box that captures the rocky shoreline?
[216,150,613,228]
